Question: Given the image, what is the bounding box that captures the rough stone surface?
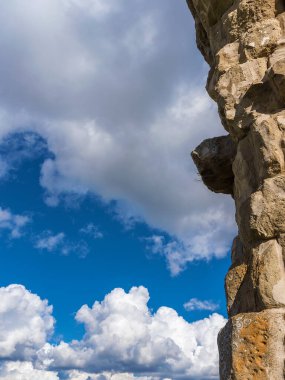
[218,309,285,379]
[188,0,285,377]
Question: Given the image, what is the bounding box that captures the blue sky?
[0,1,236,379]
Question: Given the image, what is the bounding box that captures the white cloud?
[34,230,90,257]
[35,232,65,252]
[63,0,116,19]
[0,207,30,238]
[38,286,226,379]
[65,370,160,380]
[0,0,236,270]
[0,284,54,360]
[0,361,59,380]
[0,284,226,379]
[184,299,219,312]
[146,203,235,276]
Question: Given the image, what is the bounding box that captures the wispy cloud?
[184,298,219,312]
[35,232,65,252]
[0,159,8,179]
[146,205,234,276]
[0,207,30,238]
[80,223,103,239]
[34,230,90,258]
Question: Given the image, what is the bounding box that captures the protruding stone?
[268,58,285,102]
[187,0,235,32]
[191,135,236,194]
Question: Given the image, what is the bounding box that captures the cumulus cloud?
[0,284,225,379]
[0,361,59,380]
[65,370,161,380]
[38,286,226,379]
[0,0,236,271]
[0,284,54,360]
[0,207,30,238]
[184,299,219,312]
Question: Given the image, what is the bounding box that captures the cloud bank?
[0,284,226,380]
[0,0,236,272]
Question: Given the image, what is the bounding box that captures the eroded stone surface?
[226,239,285,317]
[225,237,254,317]
[219,309,285,380]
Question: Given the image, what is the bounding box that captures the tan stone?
[225,237,256,317]
[207,58,267,126]
[225,264,252,316]
[268,57,285,102]
[216,42,240,73]
[187,0,234,32]
[233,115,285,208]
[252,240,285,309]
[237,0,276,28]
[241,18,281,59]
[219,309,285,379]
[237,175,285,242]
[226,239,285,316]
[269,44,285,67]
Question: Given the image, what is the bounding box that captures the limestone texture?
[188,0,285,378]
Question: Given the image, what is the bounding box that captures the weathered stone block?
[187,0,234,31]
[233,115,285,209]
[269,57,285,101]
[241,18,281,59]
[219,310,285,380]
[207,58,267,124]
[238,175,285,242]
[252,240,285,309]
[225,237,256,317]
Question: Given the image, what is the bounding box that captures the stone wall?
[188,0,285,378]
